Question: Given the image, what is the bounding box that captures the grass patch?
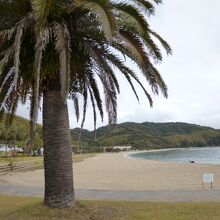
[1,195,220,220]
[0,153,97,174]
[0,153,97,168]
[0,156,43,164]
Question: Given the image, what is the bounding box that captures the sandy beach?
[1,152,220,191]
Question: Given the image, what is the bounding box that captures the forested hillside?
[1,116,220,152]
[71,122,220,151]
[0,115,42,149]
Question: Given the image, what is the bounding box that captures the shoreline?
[124,148,178,160]
[125,146,220,165]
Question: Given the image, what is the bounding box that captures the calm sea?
[129,147,220,164]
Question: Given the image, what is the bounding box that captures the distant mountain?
[70,122,220,150]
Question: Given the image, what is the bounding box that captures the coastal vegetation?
[1,195,220,220]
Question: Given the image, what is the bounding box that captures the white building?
[112,146,132,151]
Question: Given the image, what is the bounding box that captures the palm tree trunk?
[43,90,75,208]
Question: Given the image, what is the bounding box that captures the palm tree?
[0,0,171,207]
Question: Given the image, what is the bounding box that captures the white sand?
[1,152,220,191]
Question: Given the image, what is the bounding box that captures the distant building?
[0,144,23,153]
[112,146,132,151]
[0,145,23,152]
[104,145,132,152]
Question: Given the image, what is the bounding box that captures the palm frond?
[98,69,117,125]
[32,0,53,30]
[149,30,172,55]
[72,93,80,122]
[0,78,16,111]
[78,84,88,145]
[0,18,29,111]
[147,62,168,98]
[13,25,23,92]
[0,47,14,75]
[102,49,153,106]
[0,13,34,75]
[0,27,16,42]
[87,43,120,94]
[0,67,14,94]
[113,2,149,35]
[73,0,114,42]
[52,21,71,103]
[88,87,97,139]
[152,0,162,4]
[8,77,21,115]
[142,33,162,63]
[30,27,50,146]
[116,29,167,97]
[86,68,104,120]
[103,50,140,99]
[132,0,155,15]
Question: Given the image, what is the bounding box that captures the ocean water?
[129,147,220,164]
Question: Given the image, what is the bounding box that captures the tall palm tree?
[0,0,171,207]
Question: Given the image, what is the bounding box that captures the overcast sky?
[17,0,220,130]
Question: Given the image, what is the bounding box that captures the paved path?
[1,183,220,202]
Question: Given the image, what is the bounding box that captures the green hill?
[0,115,42,149]
[1,116,220,153]
[71,122,220,151]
